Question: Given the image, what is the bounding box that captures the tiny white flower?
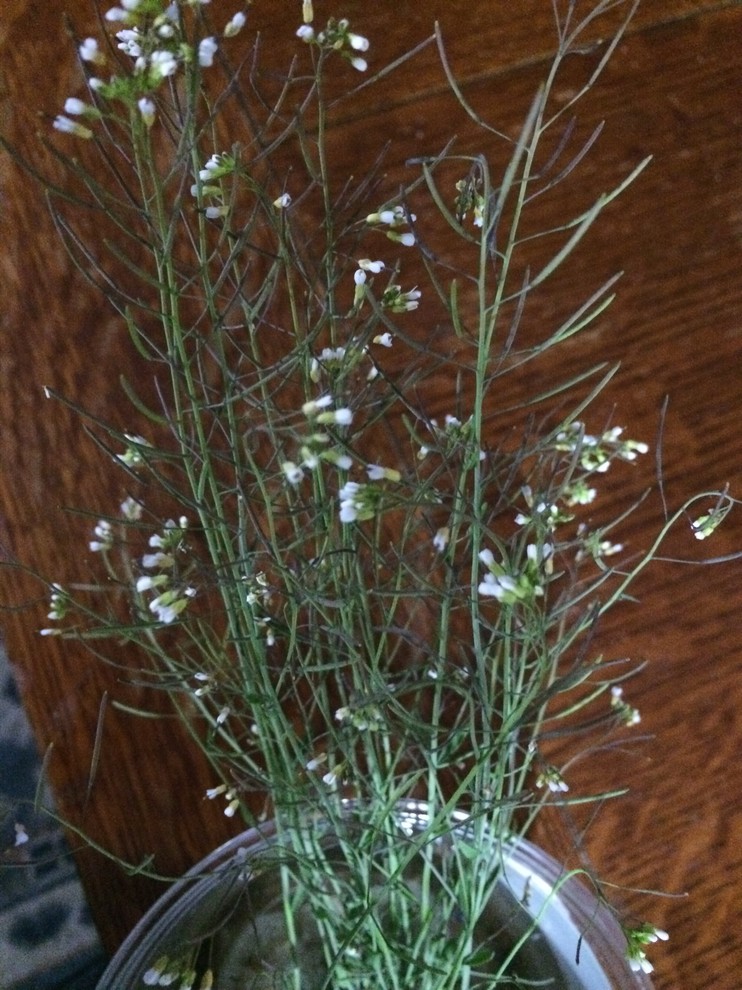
[136,574,168,593]
[296,24,315,42]
[338,482,362,522]
[224,11,246,38]
[142,965,164,986]
[358,258,384,273]
[282,461,304,485]
[120,496,142,520]
[104,7,129,22]
[320,450,352,471]
[149,590,189,624]
[600,540,623,557]
[141,551,174,569]
[373,332,393,347]
[691,507,726,540]
[199,155,221,180]
[322,765,343,787]
[198,36,218,67]
[79,38,103,63]
[117,28,142,57]
[14,823,29,846]
[302,395,334,416]
[348,33,369,52]
[273,192,291,208]
[365,464,400,482]
[205,784,227,799]
[433,527,450,552]
[53,116,93,139]
[64,97,88,115]
[536,766,569,793]
[150,50,178,78]
[89,519,113,552]
[350,56,368,72]
[138,97,156,127]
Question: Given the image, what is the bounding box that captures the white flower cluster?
[135,517,195,624]
[338,480,372,523]
[205,783,240,818]
[296,13,370,73]
[514,487,573,531]
[625,924,669,975]
[554,422,648,473]
[691,504,728,540]
[89,519,113,553]
[478,544,553,604]
[610,685,641,726]
[574,525,624,565]
[454,177,486,228]
[366,205,417,247]
[335,702,385,731]
[352,253,420,312]
[338,462,401,523]
[142,952,209,988]
[281,396,354,486]
[191,151,239,218]
[417,414,484,464]
[535,765,569,793]
[39,585,69,636]
[114,434,152,469]
[54,1,247,137]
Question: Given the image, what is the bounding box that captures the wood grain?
[1,2,740,986]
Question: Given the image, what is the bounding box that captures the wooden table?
[1,2,740,987]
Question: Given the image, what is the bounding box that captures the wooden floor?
[1,2,740,987]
